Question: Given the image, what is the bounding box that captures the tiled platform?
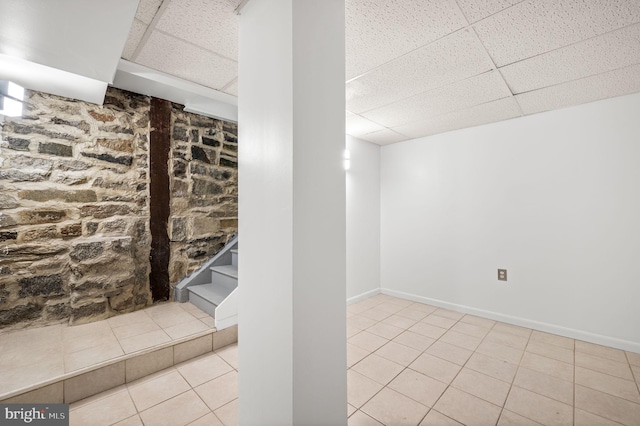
[0,302,237,404]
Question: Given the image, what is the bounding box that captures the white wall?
[381,93,640,351]
[347,136,381,301]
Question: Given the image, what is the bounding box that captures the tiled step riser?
[0,326,238,405]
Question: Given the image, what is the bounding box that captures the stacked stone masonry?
[0,88,238,330]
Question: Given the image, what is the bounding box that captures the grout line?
[131,0,172,62]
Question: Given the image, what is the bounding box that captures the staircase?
[175,236,239,330]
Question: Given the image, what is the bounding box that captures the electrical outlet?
[498,269,507,281]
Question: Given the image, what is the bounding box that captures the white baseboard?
[380,288,640,354]
[215,315,238,331]
[347,288,380,305]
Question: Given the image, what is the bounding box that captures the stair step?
[189,283,234,306]
[211,264,238,279]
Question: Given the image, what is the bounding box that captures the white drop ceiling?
[6,0,640,145]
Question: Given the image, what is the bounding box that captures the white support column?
[237,0,346,425]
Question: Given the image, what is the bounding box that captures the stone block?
[51,118,90,133]
[70,299,108,324]
[4,137,30,151]
[190,217,219,238]
[219,219,238,229]
[58,160,91,171]
[38,142,73,157]
[0,303,42,325]
[219,156,237,168]
[70,242,104,261]
[173,125,188,140]
[191,145,215,164]
[192,178,223,197]
[201,136,220,147]
[172,179,189,198]
[19,209,66,224]
[0,194,19,209]
[173,160,187,178]
[59,223,82,238]
[18,189,97,203]
[0,170,48,182]
[18,274,64,297]
[81,152,133,166]
[0,213,17,228]
[171,217,186,242]
[97,138,134,153]
[88,110,116,122]
[80,204,131,219]
[22,226,57,241]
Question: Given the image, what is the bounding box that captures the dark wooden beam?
[149,97,171,301]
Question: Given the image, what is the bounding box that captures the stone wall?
[168,106,238,288]
[0,87,238,330]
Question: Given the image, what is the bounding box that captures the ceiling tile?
[501,23,640,94]
[346,115,385,137]
[475,0,640,66]
[135,0,163,24]
[358,129,409,145]
[136,31,237,90]
[122,19,147,60]
[346,0,467,79]
[362,71,512,127]
[346,110,356,117]
[346,29,493,113]
[156,0,238,60]
[516,64,640,115]
[456,0,523,23]
[222,79,237,96]
[394,97,521,139]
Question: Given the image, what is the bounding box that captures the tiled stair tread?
[189,283,234,306]
[210,264,238,279]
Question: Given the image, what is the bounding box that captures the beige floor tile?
[70,388,136,426]
[381,314,419,330]
[63,320,111,340]
[421,314,458,329]
[164,319,210,340]
[388,369,447,408]
[393,331,436,352]
[360,308,394,322]
[181,302,210,319]
[425,341,472,366]
[348,410,384,426]
[439,330,483,351]
[179,352,232,388]
[0,357,65,395]
[152,310,199,330]
[396,308,430,321]
[626,351,640,367]
[107,309,150,329]
[575,351,634,380]
[113,414,143,426]
[128,370,191,411]
[525,340,574,364]
[139,389,210,426]
[119,329,171,354]
[449,322,490,339]
[451,368,511,406]
[352,354,404,385]
[366,322,404,340]
[64,327,119,354]
[475,340,524,365]
[433,308,464,321]
[576,365,640,403]
[576,340,628,363]
[484,329,529,351]
[513,366,574,405]
[375,341,422,366]
[348,403,357,417]
[409,353,461,384]
[529,330,574,349]
[465,352,518,383]
[505,386,573,425]
[497,410,542,426]
[348,343,371,368]
[376,302,406,315]
[347,370,384,408]
[362,387,429,426]
[194,371,238,411]
[349,315,378,331]
[385,296,414,307]
[188,412,224,426]
[575,384,640,426]
[434,387,501,426]
[112,318,161,340]
[214,399,238,426]
[492,322,532,338]
[407,303,438,314]
[409,322,447,340]
[632,365,640,382]
[574,408,623,426]
[419,410,464,426]
[348,331,389,352]
[520,352,574,382]
[348,303,370,315]
[65,362,126,403]
[200,316,215,328]
[64,341,125,372]
[459,315,496,329]
[348,324,362,338]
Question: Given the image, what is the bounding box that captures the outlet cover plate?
[498,269,507,281]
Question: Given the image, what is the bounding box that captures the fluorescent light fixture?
[0,80,24,117]
[343,149,351,171]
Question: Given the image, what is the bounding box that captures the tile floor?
[66,294,640,425]
[0,302,214,397]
